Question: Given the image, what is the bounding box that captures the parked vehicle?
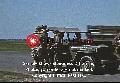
[26,25,120,74]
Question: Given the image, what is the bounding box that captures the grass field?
[0,40,31,52]
[0,71,43,82]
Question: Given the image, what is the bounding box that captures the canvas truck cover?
[48,27,80,32]
[87,25,120,42]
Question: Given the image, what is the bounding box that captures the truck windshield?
[80,32,92,39]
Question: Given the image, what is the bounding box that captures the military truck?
[26,25,120,74]
[88,25,120,60]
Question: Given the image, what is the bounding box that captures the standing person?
[113,33,120,58]
[48,30,61,69]
[35,25,49,72]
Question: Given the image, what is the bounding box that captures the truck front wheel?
[79,56,96,74]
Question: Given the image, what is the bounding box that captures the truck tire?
[79,56,96,74]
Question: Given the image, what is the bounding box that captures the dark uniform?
[34,25,49,72]
[40,32,49,62]
[113,33,120,58]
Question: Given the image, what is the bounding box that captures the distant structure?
[87,25,120,42]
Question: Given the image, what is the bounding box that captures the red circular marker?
[26,34,41,48]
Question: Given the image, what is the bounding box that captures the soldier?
[113,33,120,46]
[54,30,60,43]
[113,33,120,58]
[48,30,61,69]
[34,25,50,72]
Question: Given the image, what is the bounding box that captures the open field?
[0,71,44,82]
[0,39,31,52]
[0,71,32,82]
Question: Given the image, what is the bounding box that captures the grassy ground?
[0,71,44,82]
[0,40,31,52]
[0,40,45,82]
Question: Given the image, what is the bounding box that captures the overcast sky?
[0,0,120,39]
